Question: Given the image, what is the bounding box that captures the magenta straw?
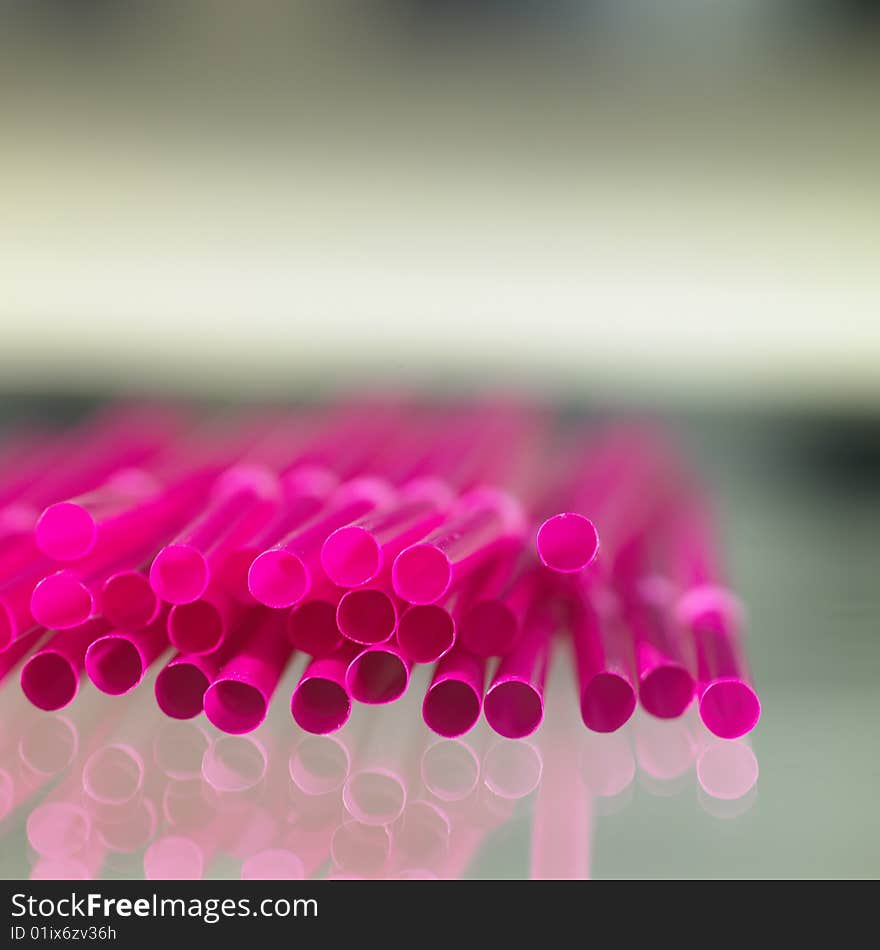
[20,620,108,711]
[203,609,293,735]
[457,560,542,658]
[422,647,486,738]
[392,487,525,605]
[150,464,281,605]
[99,567,161,631]
[320,478,453,588]
[286,582,346,658]
[668,501,759,739]
[153,618,252,721]
[536,513,600,574]
[154,654,216,721]
[85,613,169,696]
[336,582,401,646]
[291,643,360,735]
[34,468,160,563]
[345,639,412,705]
[248,477,392,609]
[167,582,244,656]
[396,602,457,664]
[691,623,760,740]
[625,589,696,720]
[0,557,51,649]
[216,465,339,605]
[570,590,637,733]
[483,600,553,739]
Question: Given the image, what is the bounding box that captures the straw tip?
[321,525,382,588]
[248,549,309,609]
[699,678,761,739]
[31,571,93,630]
[536,512,599,574]
[204,679,268,735]
[34,502,97,562]
[484,679,544,739]
[580,672,636,733]
[149,544,210,605]
[639,664,696,720]
[21,652,78,711]
[392,543,452,605]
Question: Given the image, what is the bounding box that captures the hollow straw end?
[34,502,97,562]
[536,512,600,574]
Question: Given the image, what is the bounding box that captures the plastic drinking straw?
[290,642,361,735]
[536,426,675,575]
[0,556,56,649]
[99,566,161,631]
[422,647,486,738]
[248,476,393,609]
[569,587,637,733]
[0,506,43,578]
[20,619,109,711]
[286,581,346,658]
[320,477,454,588]
[336,580,402,646]
[396,602,457,664]
[34,468,160,562]
[203,609,293,735]
[216,464,339,605]
[668,499,760,740]
[30,531,166,630]
[395,552,521,664]
[457,558,542,658]
[85,612,170,696]
[167,581,245,655]
[392,486,525,605]
[624,583,695,720]
[153,654,221,721]
[150,464,282,605]
[345,638,412,705]
[483,597,554,739]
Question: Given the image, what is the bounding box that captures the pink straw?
[248,477,392,609]
[156,598,279,722]
[34,468,160,563]
[457,559,541,658]
[345,639,412,705]
[422,647,486,738]
[167,582,245,656]
[99,567,161,630]
[85,613,169,696]
[570,590,637,733]
[0,557,51,649]
[20,619,108,711]
[536,513,600,575]
[625,582,695,719]
[290,643,360,734]
[320,478,453,588]
[286,582,346,658]
[216,465,339,605]
[336,581,401,646]
[150,464,281,605]
[669,501,760,739]
[154,654,217,721]
[203,609,293,735]
[392,487,525,605]
[483,599,553,739]
[396,602,456,664]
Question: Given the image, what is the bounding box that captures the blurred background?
[0,1,878,879]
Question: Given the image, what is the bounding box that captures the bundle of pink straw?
[1,399,760,742]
